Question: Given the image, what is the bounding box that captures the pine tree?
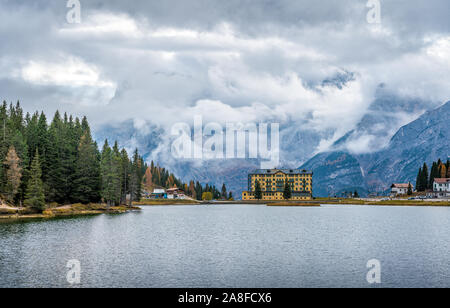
[72,133,101,204]
[36,112,50,180]
[100,140,121,207]
[254,180,262,200]
[120,149,130,204]
[46,111,70,203]
[111,142,123,204]
[228,191,233,200]
[0,102,10,190]
[429,162,440,189]
[62,113,79,202]
[416,167,423,191]
[283,182,292,200]
[9,102,24,134]
[4,146,22,203]
[213,185,221,199]
[195,181,202,201]
[421,163,429,190]
[129,149,142,204]
[11,131,29,203]
[24,150,46,211]
[100,140,110,205]
[407,183,413,196]
[221,183,227,200]
[25,112,39,166]
[81,116,90,136]
[74,117,82,142]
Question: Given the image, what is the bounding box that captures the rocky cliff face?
[361,100,450,191]
[93,119,163,161]
[300,101,450,196]
[299,151,366,197]
[332,90,432,154]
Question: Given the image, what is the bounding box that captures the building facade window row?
[242,169,313,201]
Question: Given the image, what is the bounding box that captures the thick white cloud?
[20,57,115,88]
[60,13,142,37]
[0,0,449,157]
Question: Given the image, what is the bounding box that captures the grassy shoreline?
[0,203,141,222]
[316,198,450,207]
[267,202,321,207]
[134,198,450,207]
[134,199,201,206]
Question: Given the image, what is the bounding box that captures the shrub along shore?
[134,199,201,206]
[0,203,141,221]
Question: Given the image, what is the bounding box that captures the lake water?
[1,204,450,288]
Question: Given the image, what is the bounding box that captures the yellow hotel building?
[242,169,313,201]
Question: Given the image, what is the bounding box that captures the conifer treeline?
[144,161,185,190]
[186,180,232,201]
[0,101,144,209]
[416,159,450,191]
[143,162,233,201]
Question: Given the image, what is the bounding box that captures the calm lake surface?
[1,204,450,288]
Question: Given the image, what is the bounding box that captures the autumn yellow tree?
[4,146,22,203]
[439,164,447,178]
[202,192,213,201]
[166,174,175,188]
[143,167,153,191]
[189,181,196,199]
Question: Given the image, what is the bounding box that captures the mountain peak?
[300,100,449,196]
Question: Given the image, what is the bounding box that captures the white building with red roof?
[430,178,450,198]
[390,183,412,196]
[166,188,187,199]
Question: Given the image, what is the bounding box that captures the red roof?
[434,178,450,184]
[391,183,410,188]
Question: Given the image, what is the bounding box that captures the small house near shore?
[428,178,450,199]
[149,187,188,200]
[166,188,187,199]
[150,188,167,199]
[390,183,412,196]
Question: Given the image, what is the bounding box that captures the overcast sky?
[0,0,449,153]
